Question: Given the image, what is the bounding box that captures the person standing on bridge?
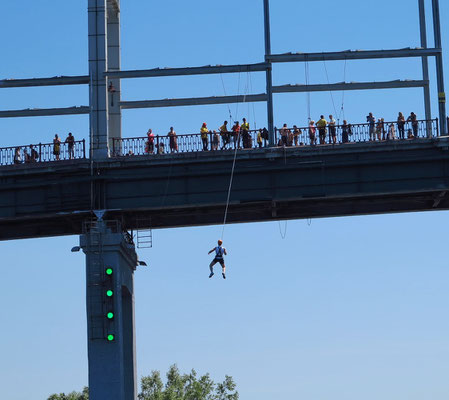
[397,112,406,140]
[30,144,39,162]
[316,116,327,145]
[367,113,376,141]
[53,134,61,161]
[145,129,155,154]
[388,123,396,140]
[219,121,230,149]
[232,121,241,149]
[241,118,250,148]
[376,119,383,141]
[212,130,220,151]
[201,122,209,151]
[328,115,337,144]
[407,112,419,138]
[342,120,350,143]
[293,125,301,146]
[168,126,178,153]
[257,129,263,148]
[308,120,316,145]
[65,132,75,159]
[208,239,227,279]
[279,123,288,146]
[14,147,22,164]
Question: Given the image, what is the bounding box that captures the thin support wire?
[323,58,338,117]
[220,73,233,122]
[221,131,241,240]
[339,58,347,121]
[235,72,241,120]
[305,62,311,121]
[278,220,288,239]
[249,72,257,129]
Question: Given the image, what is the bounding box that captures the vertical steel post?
[107,1,122,149]
[263,0,275,146]
[432,0,447,135]
[88,0,109,159]
[418,0,432,137]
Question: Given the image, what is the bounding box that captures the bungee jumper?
[208,240,227,279]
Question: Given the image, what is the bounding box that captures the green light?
[107,312,114,319]
[107,334,115,341]
[106,289,114,297]
[105,268,113,276]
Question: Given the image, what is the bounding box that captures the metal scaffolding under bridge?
[0,1,447,400]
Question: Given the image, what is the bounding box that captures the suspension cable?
[221,131,240,240]
[323,58,338,117]
[220,73,233,122]
[305,61,311,121]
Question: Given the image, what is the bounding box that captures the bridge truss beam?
[0,80,427,117]
[266,47,442,63]
[273,80,429,94]
[105,63,269,79]
[0,75,89,88]
[0,106,89,118]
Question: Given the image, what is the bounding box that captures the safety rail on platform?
[112,129,268,156]
[0,139,86,166]
[112,119,438,157]
[275,119,438,146]
[0,119,441,167]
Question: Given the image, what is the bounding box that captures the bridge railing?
[0,140,86,166]
[112,129,268,156]
[0,119,440,166]
[276,118,438,145]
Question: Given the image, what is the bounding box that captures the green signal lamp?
[105,267,113,276]
[107,334,115,341]
[107,312,114,320]
[106,289,114,297]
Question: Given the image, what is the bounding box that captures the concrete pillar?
[107,1,122,154]
[88,0,109,159]
[80,220,137,400]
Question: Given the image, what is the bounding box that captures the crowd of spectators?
[143,119,270,155]
[5,111,427,165]
[142,111,422,154]
[12,132,76,164]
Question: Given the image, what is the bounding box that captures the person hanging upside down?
[208,240,227,279]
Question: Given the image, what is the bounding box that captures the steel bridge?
[0,1,448,400]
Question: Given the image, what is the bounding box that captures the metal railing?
[112,129,269,156]
[0,139,86,166]
[0,119,440,167]
[276,119,438,146]
[112,119,438,157]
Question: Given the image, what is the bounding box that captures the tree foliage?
[47,386,88,400]
[138,365,238,400]
[47,365,238,400]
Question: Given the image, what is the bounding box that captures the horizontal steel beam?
[120,94,268,109]
[267,47,442,63]
[105,63,269,79]
[0,106,90,118]
[273,80,429,93]
[0,75,89,89]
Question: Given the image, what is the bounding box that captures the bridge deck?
[1,139,449,241]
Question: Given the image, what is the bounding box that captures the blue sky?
[1,1,449,399]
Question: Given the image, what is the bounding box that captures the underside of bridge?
[2,140,449,242]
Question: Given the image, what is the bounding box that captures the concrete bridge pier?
[80,220,137,400]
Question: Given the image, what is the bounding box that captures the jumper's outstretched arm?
[208,248,215,254]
